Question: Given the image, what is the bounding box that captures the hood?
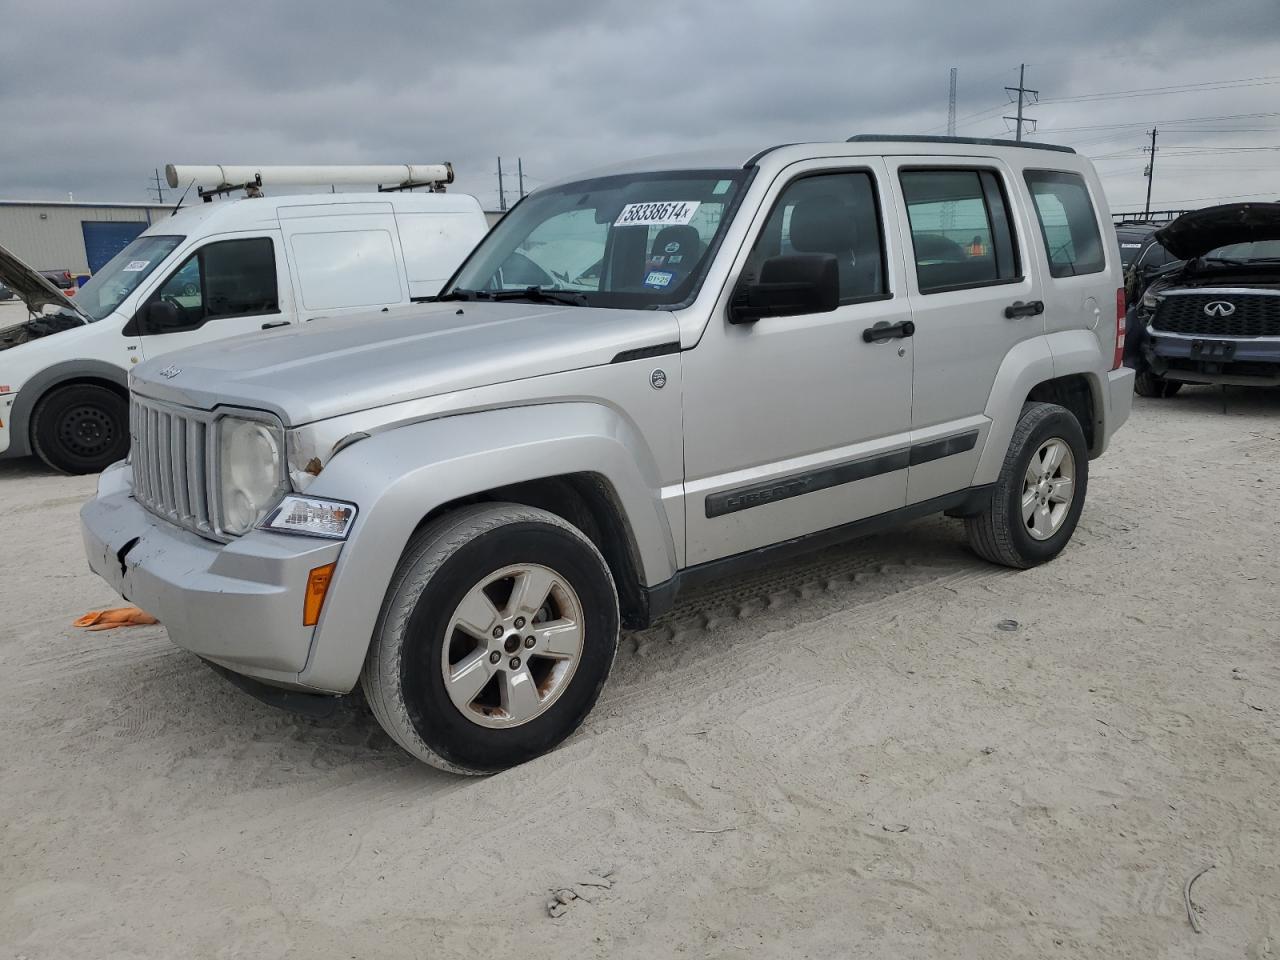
[131,300,680,424]
[0,241,88,321]
[1155,202,1280,260]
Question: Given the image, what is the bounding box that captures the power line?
[1039,74,1280,105]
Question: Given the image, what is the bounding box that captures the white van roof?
[146,191,484,238]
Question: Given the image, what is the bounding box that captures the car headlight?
[217,415,288,536]
[1141,290,1161,311]
[259,495,358,540]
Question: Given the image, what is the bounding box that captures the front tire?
[31,383,130,474]
[1134,369,1181,398]
[361,503,619,774]
[965,402,1089,569]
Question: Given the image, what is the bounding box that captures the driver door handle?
[261,320,291,330]
[862,320,915,343]
[1004,300,1044,320]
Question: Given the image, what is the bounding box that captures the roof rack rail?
[846,134,1075,154]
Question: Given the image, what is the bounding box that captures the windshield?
[1203,239,1280,262]
[446,170,751,308]
[74,234,183,320]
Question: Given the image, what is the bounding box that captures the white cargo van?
[0,185,488,472]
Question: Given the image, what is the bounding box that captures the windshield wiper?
[435,286,587,307]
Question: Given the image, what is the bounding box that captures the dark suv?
[1127,203,1280,397]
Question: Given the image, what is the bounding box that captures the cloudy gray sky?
[3,0,1278,214]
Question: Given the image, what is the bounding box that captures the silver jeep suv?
[82,136,1135,773]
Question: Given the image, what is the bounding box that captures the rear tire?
[31,383,130,474]
[361,503,619,774]
[965,402,1089,569]
[1134,369,1181,398]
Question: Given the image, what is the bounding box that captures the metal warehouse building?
[0,200,174,282]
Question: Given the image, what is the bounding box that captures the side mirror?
[729,253,839,324]
[140,299,183,334]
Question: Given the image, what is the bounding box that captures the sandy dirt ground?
[1,388,1277,959]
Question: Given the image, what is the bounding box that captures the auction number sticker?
[616,201,701,228]
[122,260,151,272]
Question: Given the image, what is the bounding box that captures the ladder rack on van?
[164,163,456,201]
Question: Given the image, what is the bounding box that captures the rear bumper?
[80,462,346,691]
[1101,366,1135,453]
[1146,330,1280,386]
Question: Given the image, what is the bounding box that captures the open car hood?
[1155,202,1280,260]
[0,241,87,320]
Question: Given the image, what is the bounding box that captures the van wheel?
[1134,370,1181,398]
[361,503,619,774]
[31,383,130,474]
[965,402,1089,569]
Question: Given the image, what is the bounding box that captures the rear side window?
[900,169,1020,294]
[291,230,403,310]
[1024,170,1106,278]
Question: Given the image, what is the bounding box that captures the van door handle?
[862,320,915,342]
[1004,300,1044,320]
[261,320,291,330]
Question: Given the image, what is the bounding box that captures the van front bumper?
[80,462,346,691]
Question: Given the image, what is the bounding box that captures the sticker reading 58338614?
[615,201,701,228]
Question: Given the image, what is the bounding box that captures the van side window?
[900,169,1020,294]
[153,237,279,328]
[1024,170,1106,278]
[746,171,886,303]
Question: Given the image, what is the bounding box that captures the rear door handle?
[862,320,915,343]
[1004,300,1044,320]
[261,320,291,330]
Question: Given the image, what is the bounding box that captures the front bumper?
[80,462,346,691]
[1146,330,1280,386]
[0,392,13,457]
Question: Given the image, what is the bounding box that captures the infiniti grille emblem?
[1204,301,1236,318]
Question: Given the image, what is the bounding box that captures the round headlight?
[218,416,286,536]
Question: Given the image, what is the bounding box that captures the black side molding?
[611,342,681,364]
[706,429,980,518]
[908,429,979,466]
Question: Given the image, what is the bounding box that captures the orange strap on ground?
[73,607,160,631]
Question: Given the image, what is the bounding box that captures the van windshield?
[75,234,183,321]
[444,170,750,309]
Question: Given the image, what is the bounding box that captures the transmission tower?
[1004,64,1039,141]
[947,67,957,137]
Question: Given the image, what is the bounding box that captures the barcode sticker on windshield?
[615,201,701,228]
[122,260,150,272]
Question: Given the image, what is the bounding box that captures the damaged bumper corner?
[80,462,347,691]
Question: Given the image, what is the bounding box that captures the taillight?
[1113,287,1126,369]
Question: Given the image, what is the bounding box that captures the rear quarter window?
[1024,170,1106,278]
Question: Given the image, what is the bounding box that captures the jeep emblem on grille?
[1204,301,1236,318]
[158,364,182,379]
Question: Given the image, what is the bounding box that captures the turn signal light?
[303,562,336,626]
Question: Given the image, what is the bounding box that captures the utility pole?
[518,157,525,199]
[1143,127,1159,219]
[149,168,165,204]
[947,67,957,137]
[1004,63,1039,142]
[497,156,507,211]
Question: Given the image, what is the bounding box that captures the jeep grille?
[130,395,219,539]
[1151,292,1280,338]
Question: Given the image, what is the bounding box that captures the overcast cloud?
[2,0,1278,213]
